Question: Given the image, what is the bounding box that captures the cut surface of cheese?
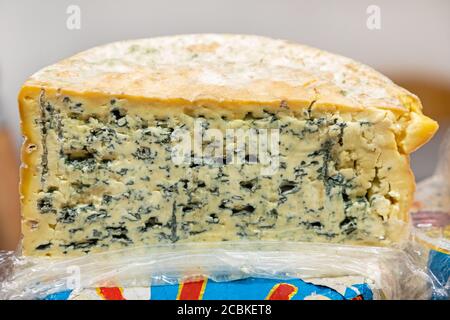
[19,34,438,256]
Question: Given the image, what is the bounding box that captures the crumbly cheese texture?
[19,34,438,256]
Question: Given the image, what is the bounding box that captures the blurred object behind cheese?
[0,103,21,251]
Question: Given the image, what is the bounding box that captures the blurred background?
[0,0,449,250]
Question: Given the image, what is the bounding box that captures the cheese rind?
[19,35,437,256]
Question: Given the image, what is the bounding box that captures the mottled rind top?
[20,34,438,153]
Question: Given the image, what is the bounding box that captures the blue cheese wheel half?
[18,34,438,256]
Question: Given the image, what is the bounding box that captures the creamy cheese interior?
[23,92,407,255]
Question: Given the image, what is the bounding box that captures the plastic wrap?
[0,242,431,300]
[1,133,449,300]
[411,129,450,300]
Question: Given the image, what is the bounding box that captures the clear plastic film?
[0,241,432,300]
[411,128,450,300]
[1,133,450,300]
